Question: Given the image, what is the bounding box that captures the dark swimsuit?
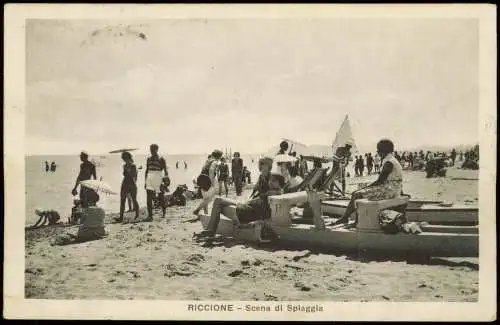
[121,163,137,195]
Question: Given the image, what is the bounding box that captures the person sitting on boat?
[334,139,403,226]
[196,157,284,238]
[283,164,303,193]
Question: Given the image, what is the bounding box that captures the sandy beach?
[25,167,478,301]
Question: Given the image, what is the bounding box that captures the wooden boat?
[320,199,478,225]
[199,192,478,258]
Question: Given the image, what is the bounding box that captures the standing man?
[144,144,168,222]
[450,148,457,167]
[45,161,49,172]
[333,141,353,194]
[71,151,97,208]
[366,153,374,175]
[231,152,244,196]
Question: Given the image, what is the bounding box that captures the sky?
[26,18,479,155]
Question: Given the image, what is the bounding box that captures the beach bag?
[378,209,407,234]
[197,159,215,191]
[196,174,212,191]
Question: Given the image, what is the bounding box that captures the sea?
[25,153,263,226]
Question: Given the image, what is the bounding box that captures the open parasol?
[302,155,333,163]
[274,154,298,164]
[79,179,117,195]
[109,148,139,154]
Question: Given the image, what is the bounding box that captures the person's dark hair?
[279,141,289,151]
[313,158,322,168]
[211,150,223,159]
[234,152,240,158]
[86,190,100,205]
[291,151,297,157]
[377,139,395,155]
[121,151,133,162]
[150,144,159,151]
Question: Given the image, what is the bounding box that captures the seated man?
[334,139,404,227]
[197,157,284,238]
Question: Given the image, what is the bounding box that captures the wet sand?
[25,168,478,301]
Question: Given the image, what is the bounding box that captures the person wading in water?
[144,144,168,222]
[71,151,97,208]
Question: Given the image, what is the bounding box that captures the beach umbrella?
[79,179,117,195]
[108,148,139,154]
[302,155,333,163]
[274,154,297,163]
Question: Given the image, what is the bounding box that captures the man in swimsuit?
[144,144,168,222]
[231,152,244,196]
[71,151,97,208]
[218,157,230,197]
[332,142,352,194]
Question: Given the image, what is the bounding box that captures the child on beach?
[31,209,61,228]
[69,199,83,225]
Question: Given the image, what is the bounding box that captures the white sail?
[332,115,358,155]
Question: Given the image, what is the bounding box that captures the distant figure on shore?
[218,157,229,197]
[366,153,374,175]
[408,152,414,169]
[145,144,168,222]
[334,139,403,226]
[71,151,97,208]
[114,151,140,223]
[450,148,457,166]
[459,151,464,162]
[231,152,244,196]
[176,161,179,169]
[332,141,353,193]
[159,176,171,217]
[45,161,49,172]
[184,161,188,169]
[50,161,57,172]
[373,154,381,173]
[194,149,223,216]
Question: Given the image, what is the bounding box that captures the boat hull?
[199,213,479,257]
[322,200,478,225]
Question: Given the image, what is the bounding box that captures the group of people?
[43,138,475,246]
[175,161,188,169]
[196,138,405,238]
[44,161,57,173]
[353,153,379,176]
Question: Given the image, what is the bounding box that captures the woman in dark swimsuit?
[115,151,139,222]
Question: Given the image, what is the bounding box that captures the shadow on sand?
[192,234,479,270]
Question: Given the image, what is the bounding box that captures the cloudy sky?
[26,18,478,155]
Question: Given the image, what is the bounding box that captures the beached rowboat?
[320,199,478,225]
[199,193,478,258]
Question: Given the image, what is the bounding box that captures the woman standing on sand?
[334,139,403,226]
[114,151,139,223]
